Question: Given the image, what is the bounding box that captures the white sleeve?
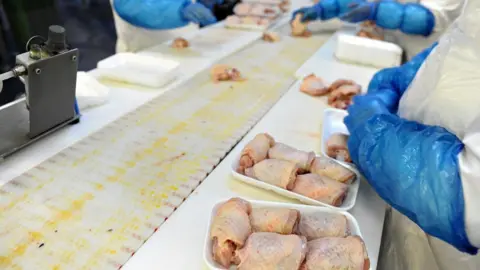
[421,0,465,33]
[458,115,480,248]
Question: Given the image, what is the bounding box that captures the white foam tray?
[204,199,364,270]
[231,152,360,210]
[335,33,402,68]
[96,53,179,88]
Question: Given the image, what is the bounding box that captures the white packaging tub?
[204,199,365,270]
[96,53,179,88]
[335,33,402,68]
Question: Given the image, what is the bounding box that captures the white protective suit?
[386,0,465,60]
[109,0,198,53]
[378,0,480,269]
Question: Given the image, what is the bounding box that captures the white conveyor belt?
[121,32,386,270]
[0,15,386,270]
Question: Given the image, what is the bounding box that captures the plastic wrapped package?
[76,72,109,111]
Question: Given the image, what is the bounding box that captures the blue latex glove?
[182,3,217,26]
[291,6,321,22]
[292,0,360,22]
[340,0,435,36]
[114,0,192,30]
[339,0,376,23]
[198,0,223,10]
[344,45,478,254]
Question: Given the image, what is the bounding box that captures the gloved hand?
[182,3,217,26]
[344,43,478,254]
[198,0,224,10]
[340,0,435,36]
[291,6,321,23]
[344,94,476,254]
[339,0,376,23]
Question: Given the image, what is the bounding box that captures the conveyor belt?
[0,35,327,269]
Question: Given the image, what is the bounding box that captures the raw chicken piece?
[327,79,356,92]
[326,133,351,162]
[234,3,252,16]
[238,133,275,173]
[357,21,384,41]
[292,174,348,206]
[296,212,349,240]
[236,232,307,270]
[300,74,329,96]
[310,157,355,184]
[328,83,361,110]
[242,16,259,25]
[171,37,189,49]
[279,0,290,12]
[210,64,244,83]
[245,159,299,190]
[291,14,311,37]
[262,32,281,42]
[357,30,384,41]
[210,198,252,268]
[268,143,315,172]
[302,236,370,270]
[250,207,299,234]
[258,17,271,26]
[226,15,242,26]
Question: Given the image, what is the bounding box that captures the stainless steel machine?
[0,25,80,159]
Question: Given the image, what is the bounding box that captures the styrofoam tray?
[335,33,402,68]
[321,108,354,167]
[204,199,364,270]
[96,53,179,88]
[231,154,360,210]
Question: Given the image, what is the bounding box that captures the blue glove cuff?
[374,2,435,36]
[316,0,340,20]
[313,4,323,20]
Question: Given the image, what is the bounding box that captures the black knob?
[46,25,67,53]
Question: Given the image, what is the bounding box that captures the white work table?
[0,22,386,270]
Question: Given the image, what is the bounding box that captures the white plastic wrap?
[204,199,365,270]
[96,53,179,88]
[75,72,110,111]
[335,34,403,68]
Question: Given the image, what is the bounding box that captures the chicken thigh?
[238,133,275,173]
[291,174,348,206]
[326,133,351,162]
[296,212,349,240]
[268,143,316,172]
[250,207,299,234]
[236,232,307,270]
[302,236,370,270]
[245,159,299,190]
[310,157,355,184]
[210,198,252,268]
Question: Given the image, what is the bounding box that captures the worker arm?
[340,0,436,36]
[113,0,191,29]
[344,94,478,255]
[292,0,359,22]
[367,42,437,112]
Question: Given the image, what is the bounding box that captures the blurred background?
[0,0,117,104]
